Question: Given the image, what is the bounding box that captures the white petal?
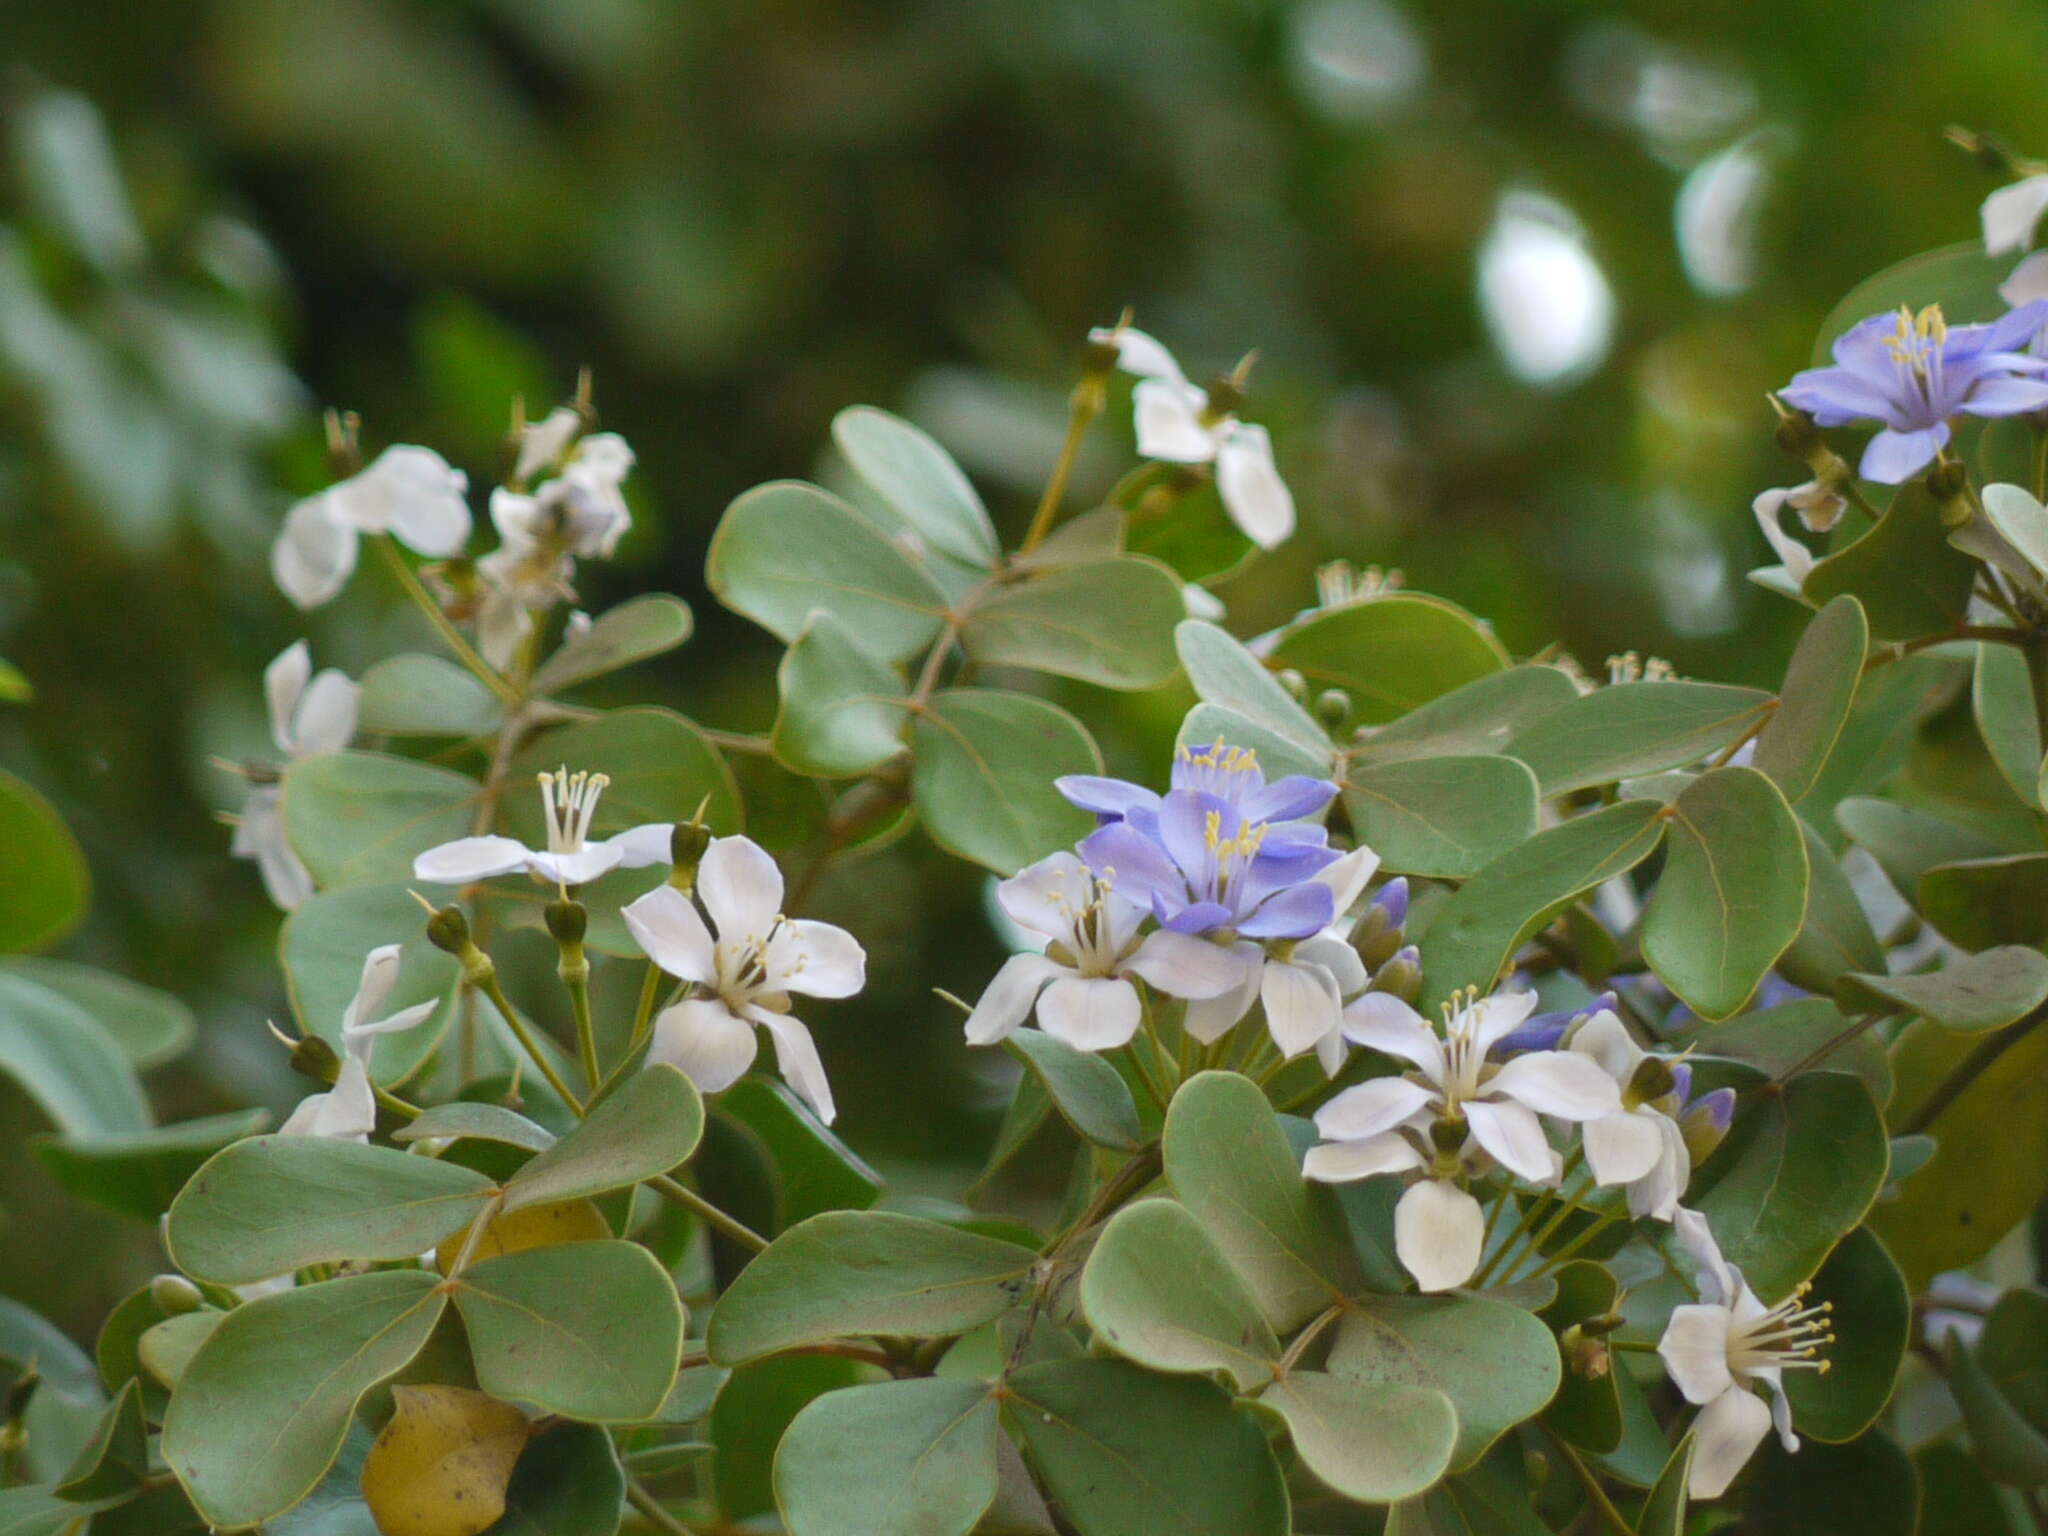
[1091,325,1188,385]
[1341,992,1446,1081]
[532,846,624,886]
[1295,935,1367,999]
[698,835,785,938]
[1485,1050,1620,1120]
[1763,1375,1798,1453]
[649,998,758,1093]
[622,885,719,984]
[272,495,357,609]
[1312,846,1381,922]
[2002,249,2048,307]
[769,918,866,1000]
[1122,930,1242,999]
[1566,1008,1640,1085]
[1983,175,2048,255]
[234,788,313,909]
[964,952,1065,1045]
[280,1058,377,1142]
[1659,1304,1738,1404]
[292,670,360,758]
[1181,943,1263,1043]
[996,852,1095,943]
[1395,1179,1485,1292]
[1687,1387,1773,1500]
[1215,424,1295,549]
[1316,1076,1437,1141]
[476,590,531,670]
[345,999,436,1061]
[1583,1109,1666,1186]
[343,944,405,1034]
[1036,974,1142,1051]
[516,405,583,482]
[753,1009,837,1125]
[605,822,674,870]
[1262,959,1343,1058]
[1673,1207,1738,1307]
[1753,488,1816,586]
[1315,1025,1348,1076]
[354,445,472,555]
[1467,989,1541,1054]
[1133,378,1220,463]
[264,642,311,754]
[1304,1133,1424,1183]
[1625,1115,1690,1222]
[1463,1098,1555,1183]
[412,835,534,885]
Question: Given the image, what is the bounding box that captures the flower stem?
[629,961,663,1054]
[475,969,585,1116]
[373,536,517,703]
[625,1477,701,1535]
[567,972,600,1094]
[649,1174,769,1253]
[1018,381,1103,553]
[1532,1208,1624,1274]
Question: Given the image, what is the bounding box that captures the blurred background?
[3,0,2042,1326]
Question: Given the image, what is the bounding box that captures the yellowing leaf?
[361,1385,530,1536]
[434,1198,610,1274]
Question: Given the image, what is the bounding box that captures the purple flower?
[1493,991,1616,1058]
[1058,741,1336,837]
[1779,302,2048,483]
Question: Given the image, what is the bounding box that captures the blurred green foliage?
[3,0,2043,1329]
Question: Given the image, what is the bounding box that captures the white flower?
[622,835,864,1124]
[272,446,472,609]
[964,853,1242,1052]
[278,945,436,1142]
[1983,174,2048,256]
[1090,325,1295,549]
[1564,1009,1689,1220]
[514,405,584,484]
[1751,482,1844,584]
[232,642,360,910]
[1657,1208,1833,1499]
[1183,846,1382,1071]
[475,433,635,666]
[1304,988,1622,1292]
[412,768,671,888]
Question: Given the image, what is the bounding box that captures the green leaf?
[1126,480,1256,583]
[1981,1289,2048,1433]
[161,1271,447,1529]
[1177,703,1332,782]
[1418,801,1667,1011]
[0,1296,104,1484]
[1973,642,2044,809]
[280,883,455,1083]
[0,957,193,1070]
[770,610,909,777]
[282,751,479,889]
[0,769,89,953]
[717,1077,884,1226]
[1636,1434,1695,1536]
[506,706,741,848]
[1981,481,2048,581]
[1174,620,1329,758]
[1689,1000,1890,1108]
[910,689,1099,875]
[1004,1358,1289,1536]
[1641,767,1808,1022]
[0,974,150,1135]
[1782,1227,1910,1444]
[1265,594,1510,725]
[1162,1071,1361,1332]
[1914,1441,2024,1536]
[1536,1261,1622,1454]
[1839,947,2048,1033]
[0,657,27,703]
[1327,1294,1561,1472]
[960,557,1184,689]
[452,1240,684,1422]
[713,1354,864,1521]
[1833,797,2002,902]
[1803,482,1977,641]
[1918,854,2048,949]
[1005,1029,1142,1152]
[1740,1430,1918,1536]
[33,1109,271,1223]
[1258,1370,1457,1504]
[532,593,695,695]
[707,480,950,663]
[1755,596,1867,803]
[1079,1199,1279,1390]
[87,1483,211,1536]
[1813,242,2017,363]
[166,1135,495,1285]
[706,1210,1035,1365]
[503,1064,703,1212]
[393,1101,556,1152]
[1349,665,1580,766]
[1506,682,1776,797]
[54,1378,147,1501]
[1689,1071,1888,1300]
[774,1377,999,1536]
[355,654,501,737]
[1342,754,1541,879]
[0,1485,116,1536]
[265,1421,376,1536]
[833,405,999,567]
[137,1312,222,1393]
[1950,1333,2048,1487]
[488,1423,625,1535]
[1777,822,1886,996]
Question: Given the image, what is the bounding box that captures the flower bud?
[1428,1114,1466,1175]
[1315,689,1351,727]
[544,897,587,948]
[1202,374,1247,420]
[1277,668,1308,702]
[1567,1330,1611,1381]
[289,1032,342,1085]
[1353,880,1409,969]
[1925,459,1973,528]
[150,1274,205,1316]
[670,816,713,894]
[1368,945,1422,1004]
[1682,1087,1737,1165]
[1769,400,1824,462]
[1623,1055,1679,1109]
[424,903,472,956]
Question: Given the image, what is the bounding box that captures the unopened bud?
[1925,459,1972,528]
[544,897,588,948]
[1682,1087,1737,1165]
[1368,946,1422,1004]
[150,1274,205,1316]
[1429,1114,1466,1159]
[1623,1056,1678,1109]
[424,903,472,956]
[670,812,713,893]
[1568,1331,1611,1381]
[1770,399,1824,462]
[288,1032,342,1085]
[1315,689,1350,727]
[1203,375,1247,419]
[1947,124,2020,176]
[1277,668,1308,702]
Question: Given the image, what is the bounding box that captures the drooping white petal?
[1315,1075,1437,1141]
[1341,992,1447,1081]
[1312,846,1382,923]
[1315,1024,1348,1076]
[1215,424,1296,549]
[292,670,361,758]
[1303,1132,1425,1183]
[1583,1109,1666,1186]
[1466,989,1541,1055]
[1625,1114,1690,1222]
[345,998,436,1058]
[767,918,867,1000]
[515,405,583,482]
[1485,1050,1621,1120]
[1121,929,1242,999]
[413,835,536,885]
[1763,1375,1798,1453]
[1983,174,2048,256]
[752,1009,837,1125]
[342,944,405,1035]
[344,445,472,556]
[1262,958,1343,1058]
[279,1057,377,1143]
[1567,1009,1642,1084]
[1463,1098,1555,1183]
[1659,1303,1738,1404]
[233,787,314,909]
[622,885,720,985]
[1133,378,1220,463]
[698,835,785,940]
[649,998,758,1093]
[1091,325,1189,386]
[272,495,358,609]
[1181,942,1263,1043]
[1687,1386,1774,1499]
[1036,975,1142,1052]
[531,845,625,887]
[264,642,312,754]
[1673,1207,1738,1307]
[605,822,675,870]
[1753,488,1817,585]
[964,952,1066,1045]
[1394,1178,1485,1292]
[1295,934,1367,999]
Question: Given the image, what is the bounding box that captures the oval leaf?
[502,1063,703,1212]
[910,689,1099,875]
[1838,946,2048,1034]
[1349,664,1580,766]
[1080,1199,1279,1390]
[34,1109,271,1223]
[532,593,695,695]
[1506,682,1775,797]
[1803,482,1976,641]
[774,1377,999,1536]
[1005,1028,1142,1152]
[1258,1371,1458,1505]
[1266,595,1509,725]
[282,751,479,890]
[356,654,502,738]
[1972,640,2044,809]
[1754,595,1866,804]
[0,974,149,1136]
[1174,620,1329,757]
[771,610,910,778]
[1918,853,2048,949]
[1781,1226,1910,1445]
[833,405,998,568]
[1341,753,1541,879]
[0,769,89,954]
[960,557,1184,689]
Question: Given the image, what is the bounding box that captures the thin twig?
[649,1174,770,1253]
